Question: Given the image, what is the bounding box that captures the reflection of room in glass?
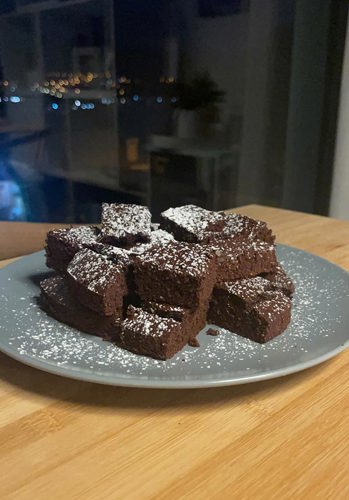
[0,0,344,221]
[0,174,26,221]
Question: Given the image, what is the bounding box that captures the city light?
[81,103,95,110]
[2,72,174,114]
[101,97,114,105]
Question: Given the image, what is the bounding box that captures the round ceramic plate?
[0,246,348,388]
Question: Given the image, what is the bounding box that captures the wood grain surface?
[0,222,78,260]
[0,205,348,500]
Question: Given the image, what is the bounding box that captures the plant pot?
[174,110,199,139]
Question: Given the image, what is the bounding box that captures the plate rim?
[0,337,348,389]
[0,244,348,389]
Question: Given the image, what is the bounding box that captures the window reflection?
[0,0,343,221]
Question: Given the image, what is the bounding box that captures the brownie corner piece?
[99,203,151,246]
[209,276,291,343]
[66,248,127,316]
[40,274,120,339]
[159,204,225,242]
[120,305,192,359]
[128,228,175,255]
[211,238,277,284]
[133,242,217,308]
[262,264,295,297]
[252,290,291,342]
[141,299,208,340]
[45,225,99,273]
[221,212,275,244]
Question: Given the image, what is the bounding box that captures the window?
[0,0,346,221]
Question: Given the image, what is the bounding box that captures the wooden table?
[0,205,348,499]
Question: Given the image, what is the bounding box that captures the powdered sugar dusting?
[122,308,179,339]
[91,243,131,263]
[0,246,348,384]
[135,242,214,278]
[99,203,151,241]
[222,213,274,242]
[49,226,99,248]
[130,229,175,255]
[67,248,125,294]
[162,205,224,240]
[212,238,274,258]
[264,264,295,296]
[149,229,174,245]
[224,276,274,300]
[253,290,291,319]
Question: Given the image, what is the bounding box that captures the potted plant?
[172,72,225,139]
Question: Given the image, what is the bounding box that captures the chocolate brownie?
[98,203,151,246]
[141,299,208,340]
[89,242,131,264]
[261,264,295,297]
[66,248,127,316]
[133,241,217,309]
[218,212,275,244]
[160,205,275,245]
[196,213,275,244]
[93,229,174,258]
[160,204,226,243]
[45,225,100,273]
[148,228,175,245]
[212,239,277,283]
[42,202,293,357]
[131,229,174,253]
[119,305,201,359]
[208,276,291,343]
[40,275,120,340]
[92,229,175,302]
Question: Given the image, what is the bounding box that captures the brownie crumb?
[206,328,220,336]
[188,338,200,347]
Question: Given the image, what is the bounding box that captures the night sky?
[114,0,170,80]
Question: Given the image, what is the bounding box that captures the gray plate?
[0,245,348,388]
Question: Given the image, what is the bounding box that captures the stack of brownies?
[40,203,294,360]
